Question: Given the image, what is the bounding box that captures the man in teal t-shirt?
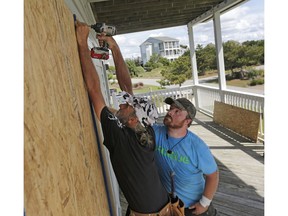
[153,97,219,216]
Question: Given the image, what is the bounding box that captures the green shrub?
[249,78,264,86]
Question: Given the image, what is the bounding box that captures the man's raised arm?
[76,21,106,119]
[97,34,133,95]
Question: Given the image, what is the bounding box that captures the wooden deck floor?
[119,112,264,216]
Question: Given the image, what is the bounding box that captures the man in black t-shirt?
[101,105,168,213]
[75,21,173,215]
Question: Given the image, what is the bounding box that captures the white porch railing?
[136,86,194,115]
[111,84,264,141]
[111,86,193,115]
[193,85,264,141]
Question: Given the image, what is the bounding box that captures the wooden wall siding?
[213,101,260,142]
[24,0,110,215]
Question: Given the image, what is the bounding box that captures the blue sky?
[114,0,264,59]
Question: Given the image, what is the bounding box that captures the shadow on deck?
[119,112,264,216]
[192,112,264,216]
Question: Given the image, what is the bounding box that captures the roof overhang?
[88,0,248,34]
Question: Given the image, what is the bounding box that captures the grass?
[226,79,251,87]
[207,78,252,87]
[136,68,163,78]
[133,85,163,94]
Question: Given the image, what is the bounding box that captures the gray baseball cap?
[164,97,196,119]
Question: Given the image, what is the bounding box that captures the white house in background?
[140,36,184,65]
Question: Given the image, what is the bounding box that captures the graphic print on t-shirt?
[107,113,124,128]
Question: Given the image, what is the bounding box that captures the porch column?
[213,11,226,102]
[188,23,199,85]
[187,23,200,109]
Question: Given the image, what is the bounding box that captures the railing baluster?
[110,85,264,140]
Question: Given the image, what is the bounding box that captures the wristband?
[199,195,212,208]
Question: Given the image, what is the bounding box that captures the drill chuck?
[90,23,117,36]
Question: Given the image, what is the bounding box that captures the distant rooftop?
[148,36,179,41]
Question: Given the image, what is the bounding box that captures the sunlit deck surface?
[120,112,264,216]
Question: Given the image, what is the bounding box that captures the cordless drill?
[90,23,117,60]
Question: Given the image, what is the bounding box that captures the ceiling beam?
[189,0,248,25]
[87,0,109,2]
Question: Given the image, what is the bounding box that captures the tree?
[195,44,217,74]
[108,65,116,74]
[223,40,242,72]
[223,40,264,72]
[158,56,170,66]
[242,40,264,65]
[160,55,191,86]
[144,54,170,71]
[125,59,144,77]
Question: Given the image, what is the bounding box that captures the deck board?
[119,112,264,215]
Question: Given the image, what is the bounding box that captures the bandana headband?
[117,91,159,127]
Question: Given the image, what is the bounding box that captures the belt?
[130,202,171,216]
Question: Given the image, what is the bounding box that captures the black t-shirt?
[100,107,169,213]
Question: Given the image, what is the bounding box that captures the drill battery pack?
[91,47,109,60]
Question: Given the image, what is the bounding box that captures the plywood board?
[213,101,260,142]
[24,0,110,215]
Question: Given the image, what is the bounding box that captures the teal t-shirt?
[153,124,217,207]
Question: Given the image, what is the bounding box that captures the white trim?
[187,23,200,110]
[188,0,248,26]
[213,11,226,95]
[187,23,198,86]
[64,0,96,24]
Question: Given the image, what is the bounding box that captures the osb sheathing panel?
[213,101,260,142]
[24,0,110,215]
